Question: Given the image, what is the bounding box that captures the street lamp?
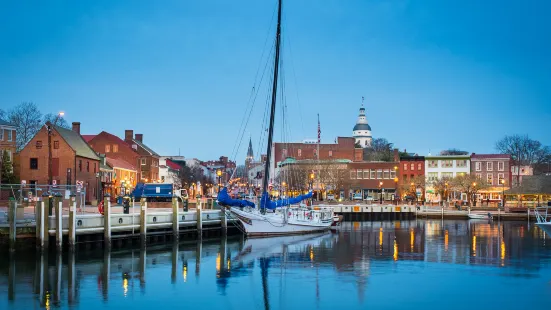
[379,181,383,204]
[309,173,315,204]
[500,179,505,209]
[48,111,65,191]
[394,177,398,205]
[216,169,222,193]
[472,182,477,207]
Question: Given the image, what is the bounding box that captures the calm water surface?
[1,219,551,310]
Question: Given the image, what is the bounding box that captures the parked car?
[353,193,363,200]
[327,194,336,201]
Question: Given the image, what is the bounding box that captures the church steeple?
[247,137,254,159]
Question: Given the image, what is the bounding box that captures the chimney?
[393,148,399,162]
[135,134,143,142]
[353,148,363,162]
[125,130,133,142]
[72,122,81,135]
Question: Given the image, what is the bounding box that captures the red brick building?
[0,120,17,177]
[124,130,160,182]
[470,153,512,203]
[273,137,355,169]
[18,122,100,202]
[399,155,425,184]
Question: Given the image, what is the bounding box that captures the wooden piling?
[221,207,227,235]
[68,249,76,305]
[41,194,50,249]
[55,197,63,249]
[102,250,110,299]
[8,200,16,251]
[171,241,178,284]
[197,198,203,237]
[104,195,111,248]
[140,198,147,244]
[172,197,179,238]
[69,195,77,247]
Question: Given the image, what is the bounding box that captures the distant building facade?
[124,130,160,182]
[471,153,512,203]
[0,119,16,176]
[424,155,471,203]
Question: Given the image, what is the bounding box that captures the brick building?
[0,119,16,177]
[471,153,512,203]
[18,122,100,202]
[124,130,160,182]
[399,155,425,184]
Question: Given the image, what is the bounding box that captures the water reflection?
[1,219,551,309]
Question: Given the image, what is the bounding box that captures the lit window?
[410,163,414,170]
[383,169,390,179]
[476,173,482,179]
[370,169,375,179]
[403,163,408,171]
[105,145,110,153]
[498,173,505,184]
[141,158,146,166]
[417,163,422,170]
[350,170,356,179]
[363,169,369,179]
[377,169,382,179]
[487,174,493,185]
[329,150,332,157]
[357,169,362,179]
[297,149,301,157]
[113,144,118,153]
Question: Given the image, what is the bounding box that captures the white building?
[352,103,372,148]
[247,164,265,188]
[425,155,471,202]
[159,156,182,189]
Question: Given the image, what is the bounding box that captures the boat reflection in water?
[1,219,551,310]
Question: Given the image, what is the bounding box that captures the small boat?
[468,213,492,220]
[534,205,551,237]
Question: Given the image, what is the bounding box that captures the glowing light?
[123,278,128,297]
[227,259,231,270]
[45,291,51,310]
[216,253,221,275]
[444,230,449,252]
[310,247,314,261]
[410,229,414,252]
[379,227,383,247]
[393,240,398,261]
[501,240,506,262]
[58,111,65,117]
[183,265,188,282]
[472,235,477,257]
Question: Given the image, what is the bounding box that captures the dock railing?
[534,205,551,224]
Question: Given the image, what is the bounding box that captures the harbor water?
[1,219,551,309]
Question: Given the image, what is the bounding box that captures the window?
[476,173,482,179]
[427,172,438,182]
[403,163,408,171]
[363,169,369,179]
[370,169,375,179]
[376,169,382,179]
[498,173,505,185]
[383,169,390,179]
[297,149,301,157]
[329,150,333,157]
[417,163,422,170]
[403,174,407,182]
[7,130,12,142]
[441,160,453,168]
[0,129,3,140]
[94,163,97,174]
[498,161,504,171]
[442,172,453,179]
[141,158,146,166]
[79,160,82,171]
[456,160,467,168]
[390,169,396,179]
[350,170,356,179]
[487,174,493,185]
[105,145,111,153]
[475,162,482,171]
[54,140,59,149]
[36,140,43,149]
[30,158,38,170]
[357,170,363,179]
[113,144,118,153]
[410,163,414,170]
[487,162,493,171]
[86,161,90,172]
[428,160,438,168]
[313,149,317,157]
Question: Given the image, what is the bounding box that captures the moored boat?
[468,213,492,220]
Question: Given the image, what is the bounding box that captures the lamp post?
[500,179,505,209]
[309,172,315,204]
[394,177,398,205]
[216,169,222,193]
[445,182,448,207]
[411,182,416,205]
[472,182,477,207]
[379,181,383,204]
[47,112,65,191]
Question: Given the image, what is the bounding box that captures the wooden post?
[69,195,77,247]
[196,196,202,237]
[171,241,178,284]
[172,197,179,239]
[140,198,147,244]
[195,240,202,276]
[102,250,111,300]
[8,200,16,251]
[8,251,15,300]
[40,194,50,249]
[68,249,76,305]
[104,195,112,248]
[55,195,63,249]
[139,248,146,288]
[54,251,62,303]
[220,207,227,235]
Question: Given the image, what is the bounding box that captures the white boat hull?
[468,214,490,220]
[536,222,551,237]
[230,207,333,237]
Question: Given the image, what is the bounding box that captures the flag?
[317,113,321,143]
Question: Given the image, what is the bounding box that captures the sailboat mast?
[261,0,282,209]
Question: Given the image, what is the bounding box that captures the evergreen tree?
[1,150,16,184]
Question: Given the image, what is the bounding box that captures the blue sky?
[1,0,550,162]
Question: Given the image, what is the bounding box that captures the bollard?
[140,198,147,244]
[441,206,444,220]
[172,196,179,238]
[196,196,203,237]
[104,195,112,248]
[69,195,77,247]
[40,194,49,249]
[8,200,16,251]
[221,207,227,235]
[55,195,63,249]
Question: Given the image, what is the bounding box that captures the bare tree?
[431,176,453,205]
[316,161,348,195]
[496,135,551,184]
[363,138,395,162]
[7,102,43,151]
[450,174,488,207]
[43,113,70,129]
[399,175,426,201]
[440,149,469,155]
[0,109,6,121]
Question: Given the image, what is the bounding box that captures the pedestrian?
[486,197,490,206]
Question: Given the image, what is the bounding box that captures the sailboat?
[217,0,334,237]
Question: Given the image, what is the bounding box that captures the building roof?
[278,157,351,167]
[54,125,100,161]
[353,123,372,131]
[131,139,159,157]
[471,153,511,159]
[0,119,15,127]
[106,157,137,172]
[81,135,96,143]
[166,159,181,170]
[505,175,551,195]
